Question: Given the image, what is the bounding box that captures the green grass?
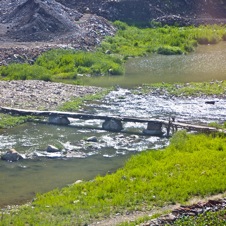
[173,208,226,226]
[139,80,226,96]
[1,24,226,83]
[0,50,124,82]
[58,88,111,111]
[0,114,32,129]
[1,131,226,225]
[100,22,226,57]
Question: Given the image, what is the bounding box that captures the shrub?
[157,46,183,55]
[113,20,128,30]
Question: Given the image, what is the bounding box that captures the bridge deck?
[0,106,225,134]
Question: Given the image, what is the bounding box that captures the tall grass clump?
[35,49,124,77]
[1,132,226,225]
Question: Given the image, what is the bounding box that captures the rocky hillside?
[0,0,115,42]
[0,0,226,65]
[56,0,226,24]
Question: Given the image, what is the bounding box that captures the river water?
[1,43,226,208]
[82,42,226,87]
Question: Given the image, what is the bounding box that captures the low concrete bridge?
[0,106,225,136]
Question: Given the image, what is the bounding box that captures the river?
[0,42,226,208]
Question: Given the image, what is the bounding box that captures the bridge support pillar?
[102,119,123,132]
[48,116,70,125]
[143,121,163,136]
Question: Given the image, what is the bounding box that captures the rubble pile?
[144,198,226,226]
[0,0,116,64]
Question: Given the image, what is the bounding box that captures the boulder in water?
[1,149,23,162]
[48,116,70,125]
[102,118,123,132]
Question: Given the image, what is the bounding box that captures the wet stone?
[1,149,23,162]
[143,121,163,136]
[48,116,70,125]
[86,136,98,142]
[46,145,61,153]
[102,119,123,132]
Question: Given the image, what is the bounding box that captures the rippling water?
[82,42,226,87]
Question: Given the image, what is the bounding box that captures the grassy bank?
[0,51,124,82]
[58,88,111,111]
[120,208,226,226]
[100,22,226,57]
[139,80,226,96]
[1,131,226,225]
[173,209,226,226]
[0,114,31,129]
[1,24,226,82]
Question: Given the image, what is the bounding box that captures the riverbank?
[0,80,105,128]
[1,132,226,225]
[0,80,104,110]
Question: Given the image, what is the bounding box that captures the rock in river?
[48,116,70,125]
[46,145,61,153]
[1,149,23,162]
[86,136,98,142]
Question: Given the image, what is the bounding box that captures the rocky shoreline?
[0,80,104,110]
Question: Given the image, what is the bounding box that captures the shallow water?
[82,42,226,87]
[0,121,167,207]
[1,43,226,208]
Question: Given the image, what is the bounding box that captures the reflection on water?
[81,42,226,87]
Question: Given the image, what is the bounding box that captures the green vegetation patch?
[58,88,111,111]
[1,24,226,83]
[100,22,226,57]
[0,63,52,81]
[139,80,226,96]
[1,132,226,225]
[0,114,31,129]
[0,50,124,82]
[173,208,226,226]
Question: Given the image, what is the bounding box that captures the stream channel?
[0,43,226,208]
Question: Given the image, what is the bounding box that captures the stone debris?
[0,0,116,65]
[0,80,104,110]
[142,198,226,225]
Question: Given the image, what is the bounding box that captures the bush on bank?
[1,132,226,225]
